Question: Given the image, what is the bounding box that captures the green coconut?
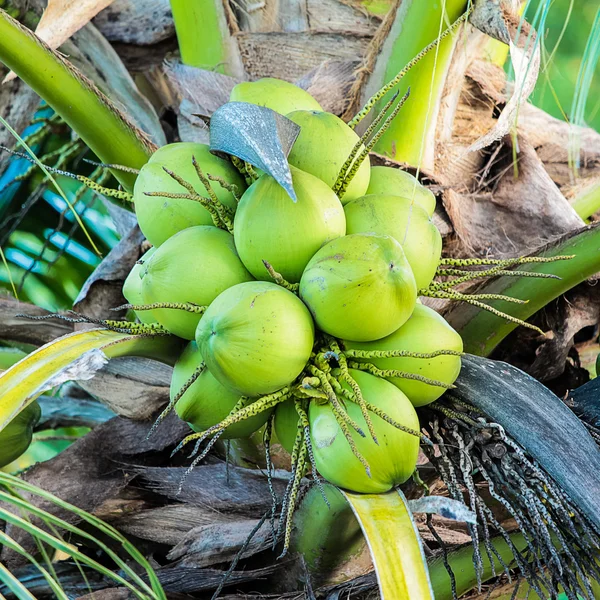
[0,401,41,468]
[122,247,157,325]
[141,226,253,339]
[133,142,245,247]
[366,166,436,216]
[196,281,315,396]
[286,110,370,204]
[234,166,346,283]
[172,342,271,438]
[299,233,417,342]
[343,304,463,407]
[344,194,442,290]
[230,78,322,115]
[309,370,419,493]
[273,399,300,455]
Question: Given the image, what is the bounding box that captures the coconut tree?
[0,1,600,599]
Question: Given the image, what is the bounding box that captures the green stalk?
[0,9,155,191]
[365,0,468,166]
[444,223,600,356]
[571,180,600,220]
[430,533,529,600]
[170,0,229,72]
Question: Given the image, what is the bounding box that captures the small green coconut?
[344,194,442,289]
[122,247,157,325]
[299,233,417,342]
[0,401,41,468]
[230,78,322,115]
[141,226,253,339]
[343,304,463,407]
[286,110,370,204]
[273,399,300,455]
[133,142,245,247]
[172,342,271,438]
[366,166,436,216]
[196,281,315,396]
[234,166,346,283]
[310,370,419,493]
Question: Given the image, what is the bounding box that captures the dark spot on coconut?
[389,262,395,270]
[210,330,217,336]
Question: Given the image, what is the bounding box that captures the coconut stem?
[420,289,546,335]
[15,312,169,335]
[439,256,574,268]
[294,398,329,508]
[262,261,300,293]
[207,173,241,204]
[348,7,472,129]
[342,348,463,360]
[191,156,236,232]
[432,268,561,290]
[112,302,207,314]
[348,360,456,390]
[336,89,410,200]
[329,340,379,445]
[158,166,234,232]
[332,90,399,195]
[308,365,366,438]
[263,416,279,539]
[173,387,292,456]
[147,362,205,439]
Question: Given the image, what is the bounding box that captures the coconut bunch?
[117,77,565,552]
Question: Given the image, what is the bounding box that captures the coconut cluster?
[122,78,463,497]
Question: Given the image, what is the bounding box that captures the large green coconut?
[196,281,314,396]
[133,142,245,247]
[141,226,253,339]
[286,111,370,204]
[309,370,419,493]
[172,342,271,438]
[230,78,322,115]
[343,304,463,407]
[234,166,346,283]
[344,194,442,289]
[0,401,41,468]
[366,166,436,216]
[299,233,417,342]
[122,247,157,325]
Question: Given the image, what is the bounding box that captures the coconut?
[344,194,442,289]
[141,226,253,339]
[122,247,157,325]
[229,78,322,115]
[366,166,436,216]
[299,233,417,341]
[196,281,315,396]
[172,342,271,438]
[0,401,41,468]
[133,142,245,247]
[273,399,300,455]
[343,304,463,406]
[286,111,370,204]
[234,166,346,283]
[309,370,419,493]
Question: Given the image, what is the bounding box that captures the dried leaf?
[33,0,115,53]
[4,0,116,83]
[469,0,540,152]
[454,354,600,532]
[74,225,144,321]
[210,102,300,201]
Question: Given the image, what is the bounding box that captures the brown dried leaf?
[33,0,115,52]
